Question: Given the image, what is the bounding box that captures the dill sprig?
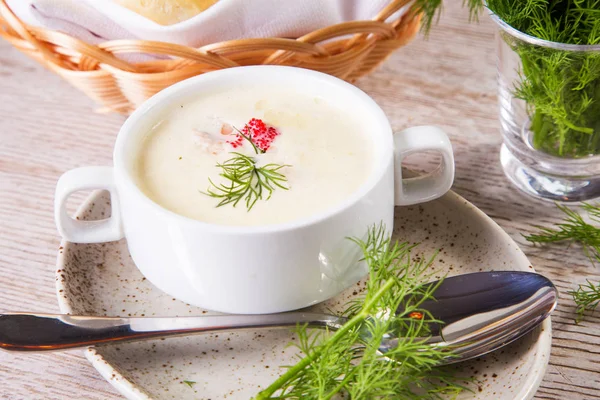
[205,152,289,211]
[525,203,600,321]
[487,0,600,157]
[204,124,290,211]
[525,203,600,263]
[255,225,469,399]
[569,280,600,323]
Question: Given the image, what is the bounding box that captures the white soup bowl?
[55,66,454,314]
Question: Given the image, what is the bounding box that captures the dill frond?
[254,225,469,400]
[526,203,600,322]
[569,280,600,323]
[204,152,289,211]
[525,203,600,263]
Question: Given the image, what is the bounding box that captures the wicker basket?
[0,0,420,114]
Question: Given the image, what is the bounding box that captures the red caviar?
[227,118,280,152]
[227,134,244,149]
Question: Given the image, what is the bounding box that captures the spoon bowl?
[384,271,558,363]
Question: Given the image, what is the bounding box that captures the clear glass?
[493,13,600,202]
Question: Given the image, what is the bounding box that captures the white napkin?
[7,0,406,47]
[6,0,133,44]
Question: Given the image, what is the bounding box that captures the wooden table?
[1,3,599,399]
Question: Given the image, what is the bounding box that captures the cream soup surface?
[134,85,374,226]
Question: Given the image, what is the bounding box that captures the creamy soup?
[134,85,374,226]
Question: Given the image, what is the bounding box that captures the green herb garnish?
[526,203,600,321]
[183,380,196,388]
[204,124,290,211]
[255,225,469,399]
[569,280,600,322]
[525,203,600,263]
[205,152,289,211]
[486,0,600,157]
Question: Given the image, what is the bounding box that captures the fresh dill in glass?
[204,127,290,211]
[526,203,600,321]
[254,225,469,399]
[487,0,600,157]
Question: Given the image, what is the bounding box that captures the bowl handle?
[393,126,455,206]
[54,166,124,243]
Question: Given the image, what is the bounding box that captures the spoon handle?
[0,312,345,351]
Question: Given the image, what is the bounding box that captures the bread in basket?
[0,0,421,114]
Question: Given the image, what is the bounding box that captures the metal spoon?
[0,271,557,365]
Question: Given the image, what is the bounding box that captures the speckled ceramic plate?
[55,190,551,400]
